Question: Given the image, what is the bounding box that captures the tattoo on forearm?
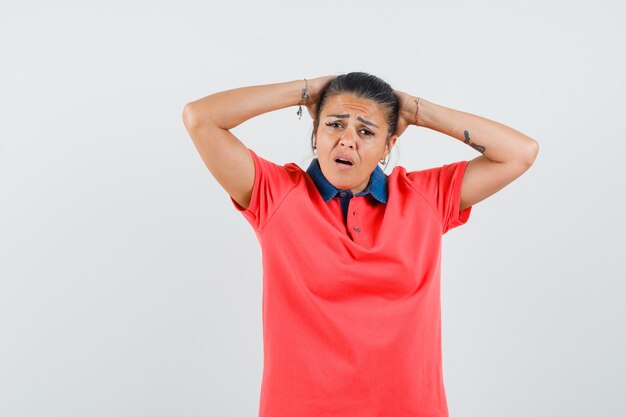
[464,130,486,154]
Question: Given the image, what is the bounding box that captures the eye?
[325,122,374,136]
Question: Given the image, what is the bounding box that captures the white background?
[1,0,624,416]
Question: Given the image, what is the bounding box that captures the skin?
[312,93,399,194]
[184,74,539,218]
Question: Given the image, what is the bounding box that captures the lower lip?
[335,161,354,170]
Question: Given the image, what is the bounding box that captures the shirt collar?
[305,158,388,204]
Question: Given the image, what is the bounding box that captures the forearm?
[416,98,539,164]
[184,79,305,130]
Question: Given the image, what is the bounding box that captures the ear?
[385,134,399,154]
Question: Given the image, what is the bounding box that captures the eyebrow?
[326,114,379,129]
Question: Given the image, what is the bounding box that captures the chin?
[327,176,352,189]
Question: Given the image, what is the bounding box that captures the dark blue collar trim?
[305,158,388,204]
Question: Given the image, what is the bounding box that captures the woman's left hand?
[393,89,419,137]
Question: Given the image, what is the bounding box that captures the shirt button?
[340,192,346,196]
[353,227,361,232]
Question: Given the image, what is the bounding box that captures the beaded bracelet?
[415,97,421,127]
[296,78,309,120]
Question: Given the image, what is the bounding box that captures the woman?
[182,72,539,417]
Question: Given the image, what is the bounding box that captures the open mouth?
[335,158,354,166]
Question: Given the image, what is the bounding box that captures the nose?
[339,127,357,148]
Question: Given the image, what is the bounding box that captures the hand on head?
[393,89,419,137]
[304,75,339,120]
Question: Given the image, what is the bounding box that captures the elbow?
[182,102,198,130]
[183,100,220,130]
[524,138,540,166]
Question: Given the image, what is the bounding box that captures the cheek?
[316,135,334,150]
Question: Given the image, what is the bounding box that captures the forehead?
[322,93,386,122]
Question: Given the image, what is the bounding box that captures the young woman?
[182,72,538,417]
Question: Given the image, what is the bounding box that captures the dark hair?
[311,72,399,156]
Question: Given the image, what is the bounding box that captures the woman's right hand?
[304,75,338,120]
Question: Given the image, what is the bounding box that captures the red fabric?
[230,148,473,417]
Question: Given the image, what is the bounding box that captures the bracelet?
[414,97,421,127]
[296,78,310,120]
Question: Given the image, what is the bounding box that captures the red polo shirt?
[230,148,473,417]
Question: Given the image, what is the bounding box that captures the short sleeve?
[407,160,473,234]
[229,148,297,232]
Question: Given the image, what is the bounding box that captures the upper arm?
[459,153,536,211]
[182,103,254,209]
